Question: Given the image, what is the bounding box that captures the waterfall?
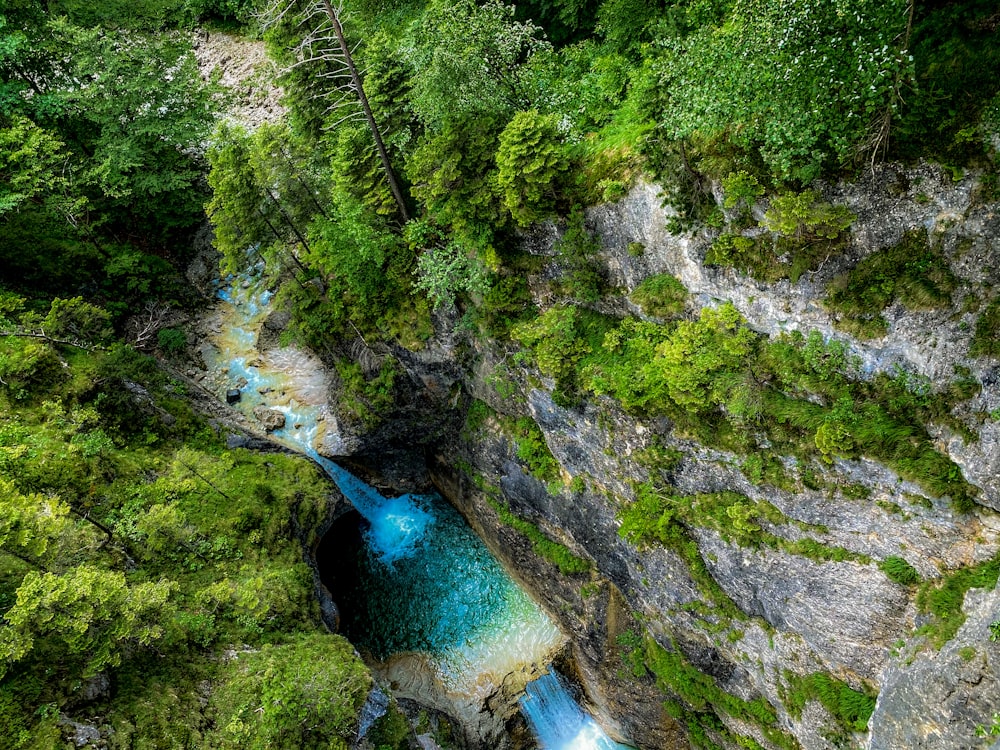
[207,271,633,748]
[521,671,633,750]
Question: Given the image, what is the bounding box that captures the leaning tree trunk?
[321,0,410,223]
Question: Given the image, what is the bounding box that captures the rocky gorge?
[183,160,1000,750]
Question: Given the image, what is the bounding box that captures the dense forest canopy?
[1,0,999,745]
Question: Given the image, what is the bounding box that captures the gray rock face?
[869,587,1000,750]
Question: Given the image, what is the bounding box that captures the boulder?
[253,406,286,432]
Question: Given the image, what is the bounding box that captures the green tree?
[407,0,550,127]
[645,0,913,180]
[0,478,77,571]
[0,115,68,215]
[495,110,570,226]
[0,566,175,678]
[209,634,372,750]
[404,115,506,247]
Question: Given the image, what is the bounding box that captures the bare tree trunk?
[321,0,410,223]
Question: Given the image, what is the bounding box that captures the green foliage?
[633,634,798,750]
[891,0,1000,166]
[707,200,850,283]
[407,0,550,127]
[489,499,591,575]
[916,555,1000,648]
[814,418,855,462]
[971,296,1000,358]
[554,207,604,301]
[410,234,491,310]
[0,566,175,679]
[208,634,371,750]
[475,273,536,337]
[496,110,571,226]
[761,191,855,240]
[513,305,592,399]
[879,555,921,586]
[0,13,213,307]
[305,198,417,337]
[630,273,687,318]
[643,0,912,180]
[505,416,562,483]
[157,327,187,355]
[826,230,956,339]
[404,116,506,247]
[0,337,65,399]
[720,170,764,212]
[0,115,69,216]
[589,303,755,414]
[334,359,399,429]
[781,671,876,734]
[41,297,113,344]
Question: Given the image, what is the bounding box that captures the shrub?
[554,207,603,302]
[630,273,687,318]
[826,229,956,338]
[512,306,591,399]
[157,328,187,355]
[761,190,855,240]
[721,170,764,212]
[509,416,561,483]
[496,110,570,226]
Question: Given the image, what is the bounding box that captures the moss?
[916,555,1000,648]
[505,415,561,483]
[879,556,922,585]
[825,229,956,338]
[629,273,688,318]
[633,635,799,750]
[971,296,1000,358]
[488,498,591,575]
[780,671,876,735]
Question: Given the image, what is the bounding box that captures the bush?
[554,207,603,302]
[826,229,956,338]
[512,305,591,398]
[157,328,187,355]
[496,110,570,226]
[630,273,687,318]
[208,634,371,750]
[762,190,855,240]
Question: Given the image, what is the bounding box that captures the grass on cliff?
[971,296,1000,358]
[780,671,876,735]
[618,631,799,750]
[915,555,1000,648]
[515,298,978,508]
[488,498,592,575]
[825,229,956,339]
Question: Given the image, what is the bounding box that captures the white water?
[521,671,633,750]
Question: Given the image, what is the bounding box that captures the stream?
[203,269,633,750]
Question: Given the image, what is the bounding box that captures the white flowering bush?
[646,0,914,181]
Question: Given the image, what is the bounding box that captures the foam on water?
[521,671,633,750]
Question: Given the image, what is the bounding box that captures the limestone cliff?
[207,162,1000,750]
